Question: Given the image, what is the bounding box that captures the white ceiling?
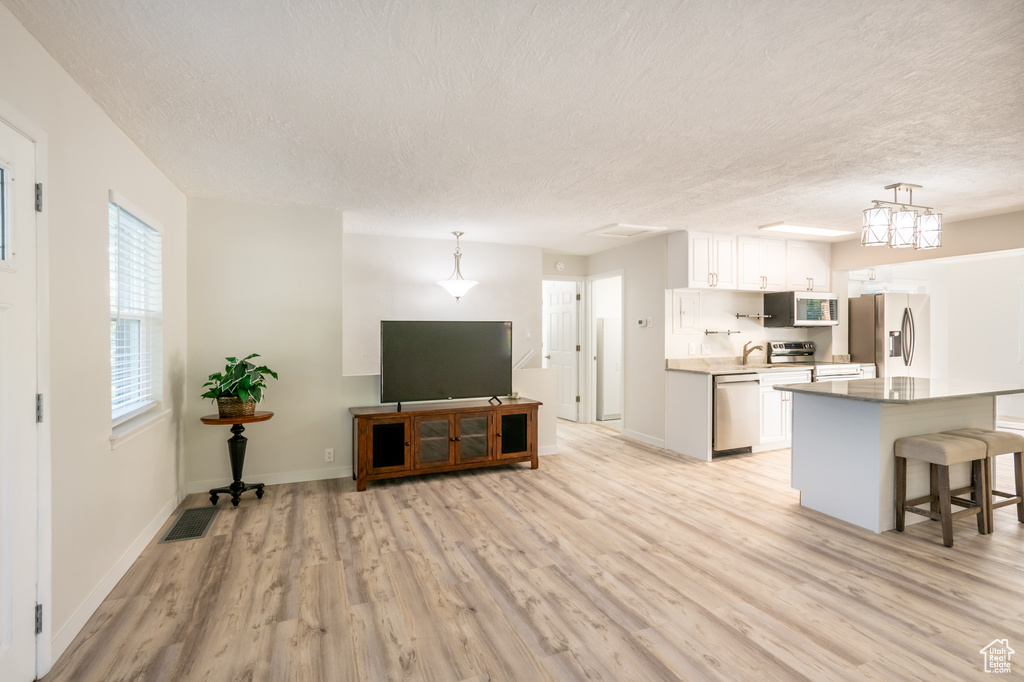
[5,0,1023,255]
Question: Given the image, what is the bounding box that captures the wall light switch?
[701,344,711,355]
[688,342,696,355]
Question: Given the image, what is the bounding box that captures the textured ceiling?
[4,0,1023,254]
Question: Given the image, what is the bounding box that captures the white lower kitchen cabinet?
[758,370,812,447]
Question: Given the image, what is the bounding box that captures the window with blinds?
[109,201,162,422]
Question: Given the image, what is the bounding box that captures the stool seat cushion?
[894,433,987,466]
[942,428,1024,456]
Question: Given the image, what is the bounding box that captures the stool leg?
[895,456,907,532]
[1015,452,1024,523]
[937,465,953,547]
[989,455,997,531]
[973,458,988,535]
[929,464,940,516]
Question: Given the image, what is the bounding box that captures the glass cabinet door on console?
[496,408,533,459]
[414,415,454,469]
[456,413,491,464]
[368,416,410,473]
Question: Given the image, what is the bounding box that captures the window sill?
[110,407,171,450]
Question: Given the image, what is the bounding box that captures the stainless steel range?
[767,341,863,381]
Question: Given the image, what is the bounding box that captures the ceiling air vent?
[585,223,668,238]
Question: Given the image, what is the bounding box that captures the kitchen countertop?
[775,377,1024,404]
[665,358,870,376]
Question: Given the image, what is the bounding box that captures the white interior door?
[0,118,39,682]
[543,281,579,421]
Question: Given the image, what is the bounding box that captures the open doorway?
[542,280,581,421]
[591,274,623,432]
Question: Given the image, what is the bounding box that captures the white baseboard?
[621,429,666,449]
[51,490,184,661]
[539,445,558,456]
[186,466,353,495]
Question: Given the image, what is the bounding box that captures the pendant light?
[437,231,478,302]
[861,183,942,250]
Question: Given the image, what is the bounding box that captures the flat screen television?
[380,320,513,404]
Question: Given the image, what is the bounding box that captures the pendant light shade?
[888,208,918,248]
[861,205,891,246]
[437,231,478,302]
[915,211,942,250]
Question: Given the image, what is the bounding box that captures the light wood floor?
[45,422,1024,681]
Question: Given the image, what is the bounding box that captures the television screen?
[380,321,513,403]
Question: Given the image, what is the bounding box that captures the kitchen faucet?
[742,341,764,365]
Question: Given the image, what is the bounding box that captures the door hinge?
[576,345,581,352]
[36,394,43,423]
[575,396,580,403]
[35,183,43,212]
[35,603,42,635]
[576,294,580,300]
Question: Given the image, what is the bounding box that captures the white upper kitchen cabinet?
[737,236,786,291]
[786,239,831,292]
[667,231,736,290]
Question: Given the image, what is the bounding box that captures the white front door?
[0,118,39,682]
[543,281,579,421]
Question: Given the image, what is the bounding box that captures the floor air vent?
[159,507,219,543]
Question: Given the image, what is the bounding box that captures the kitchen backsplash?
[665,289,836,362]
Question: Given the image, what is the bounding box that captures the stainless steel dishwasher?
[713,373,760,453]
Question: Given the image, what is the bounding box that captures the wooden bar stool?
[943,428,1024,530]
[894,433,989,547]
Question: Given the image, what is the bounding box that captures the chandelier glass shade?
[861,206,891,246]
[437,231,478,302]
[888,208,918,248]
[915,211,943,249]
[860,183,942,250]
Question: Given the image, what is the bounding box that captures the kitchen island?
[777,377,1024,533]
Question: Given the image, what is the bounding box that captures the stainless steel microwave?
[763,291,840,327]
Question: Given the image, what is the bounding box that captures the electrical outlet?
[701,344,711,355]
[325,448,335,463]
[688,342,697,355]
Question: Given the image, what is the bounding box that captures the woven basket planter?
[217,396,256,419]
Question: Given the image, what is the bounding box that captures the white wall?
[587,236,667,446]
[343,233,543,375]
[593,275,622,419]
[0,5,188,661]
[186,199,349,488]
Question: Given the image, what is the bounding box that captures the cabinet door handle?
[497,433,502,438]
[404,441,411,446]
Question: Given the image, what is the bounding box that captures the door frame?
[0,99,52,677]
[585,270,625,427]
[541,276,583,422]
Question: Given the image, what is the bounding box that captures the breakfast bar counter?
[775,377,1024,533]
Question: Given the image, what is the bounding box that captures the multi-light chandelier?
[436,231,478,302]
[862,183,942,250]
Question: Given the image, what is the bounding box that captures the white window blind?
[109,201,162,421]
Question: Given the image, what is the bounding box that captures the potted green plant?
[201,353,279,418]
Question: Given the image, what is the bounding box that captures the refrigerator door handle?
[901,307,915,366]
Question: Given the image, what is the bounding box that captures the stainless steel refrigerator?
[849,293,930,378]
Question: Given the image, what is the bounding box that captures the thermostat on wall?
[637,318,651,327]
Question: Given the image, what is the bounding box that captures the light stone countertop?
[665,357,869,376]
[775,377,1024,404]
